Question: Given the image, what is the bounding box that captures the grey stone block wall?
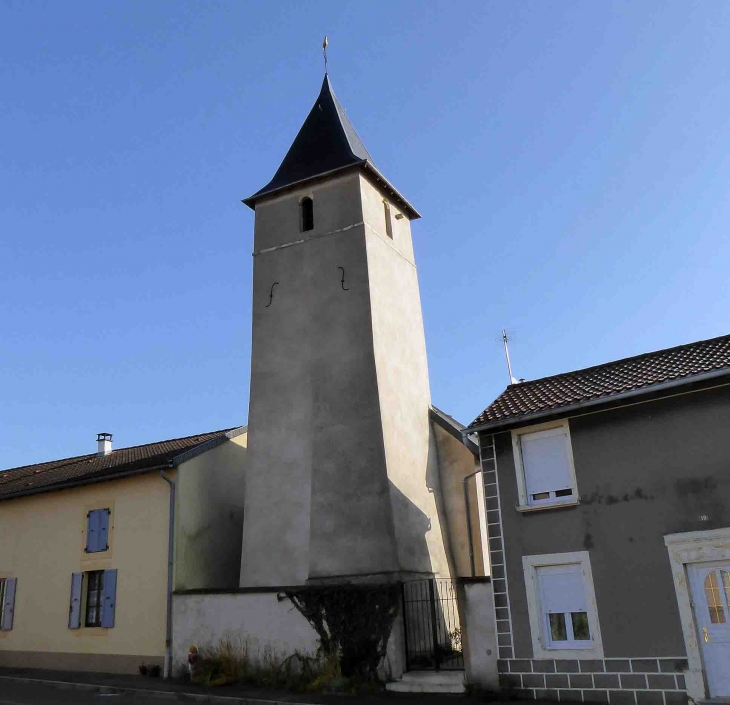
[498,657,688,704]
[478,433,689,705]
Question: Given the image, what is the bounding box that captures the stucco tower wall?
[240,172,399,587]
[361,174,452,578]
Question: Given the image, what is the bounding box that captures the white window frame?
[522,551,604,659]
[511,420,579,511]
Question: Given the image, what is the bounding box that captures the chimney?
[97,432,113,456]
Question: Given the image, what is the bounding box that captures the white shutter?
[520,428,572,498]
[538,564,587,614]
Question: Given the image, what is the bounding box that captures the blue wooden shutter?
[68,573,82,629]
[1,578,16,631]
[86,510,99,552]
[86,509,109,553]
[98,509,110,551]
[100,569,117,628]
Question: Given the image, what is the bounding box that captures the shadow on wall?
[388,479,435,578]
[426,425,457,578]
[177,440,248,591]
[428,418,487,579]
[214,440,247,587]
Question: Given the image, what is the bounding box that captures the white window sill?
[544,641,593,650]
[515,498,580,513]
[533,644,603,659]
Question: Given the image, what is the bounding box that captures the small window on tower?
[383,201,393,239]
[301,197,314,232]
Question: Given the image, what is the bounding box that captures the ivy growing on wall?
[285,584,401,679]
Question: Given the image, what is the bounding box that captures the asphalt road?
[0,679,533,705]
[0,681,171,705]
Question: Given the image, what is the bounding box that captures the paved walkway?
[0,668,507,705]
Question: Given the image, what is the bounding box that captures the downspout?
[463,466,482,578]
[160,467,176,679]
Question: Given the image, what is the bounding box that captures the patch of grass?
[194,635,362,693]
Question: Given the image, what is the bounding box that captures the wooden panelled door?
[688,561,730,697]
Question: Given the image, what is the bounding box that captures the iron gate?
[401,578,464,671]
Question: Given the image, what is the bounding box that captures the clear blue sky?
[2,1,729,468]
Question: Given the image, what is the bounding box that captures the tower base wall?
[172,590,406,682]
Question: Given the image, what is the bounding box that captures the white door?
[688,562,730,697]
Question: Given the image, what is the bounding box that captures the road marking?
[0,699,30,705]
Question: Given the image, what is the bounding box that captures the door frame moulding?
[664,527,730,702]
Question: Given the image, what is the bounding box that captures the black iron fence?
[401,578,464,671]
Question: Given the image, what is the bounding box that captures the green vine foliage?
[285,584,401,680]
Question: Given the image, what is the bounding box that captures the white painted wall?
[461,581,499,689]
[172,592,319,674]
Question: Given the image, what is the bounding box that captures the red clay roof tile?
[470,334,730,428]
[0,428,239,500]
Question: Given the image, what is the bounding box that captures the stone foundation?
[498,657,688,704]
[0,650,162,674]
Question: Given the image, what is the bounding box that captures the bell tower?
[239,75,452,588]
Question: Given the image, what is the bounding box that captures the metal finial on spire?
[322,36,328,73]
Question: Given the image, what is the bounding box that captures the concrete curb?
[0,675,312,705]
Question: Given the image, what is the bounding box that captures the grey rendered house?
[467,334,730,703]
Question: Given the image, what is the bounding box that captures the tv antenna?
[502,330,521,385]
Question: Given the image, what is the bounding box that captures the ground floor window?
[68,569,117,629]
[85,571,104,628]
[522,551,603,659]
[539,564,592,647]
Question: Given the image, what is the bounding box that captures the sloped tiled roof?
[470,334,730,429]
[0,428,242,501]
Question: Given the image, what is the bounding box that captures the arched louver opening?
[301,197,314,232]
[383,201,393,239]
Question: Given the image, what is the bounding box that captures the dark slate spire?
[243,75,420,218]
[243,75,371,205]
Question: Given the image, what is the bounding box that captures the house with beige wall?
[0,426,246,674]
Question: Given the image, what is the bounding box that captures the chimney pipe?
[97,433,113,456]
